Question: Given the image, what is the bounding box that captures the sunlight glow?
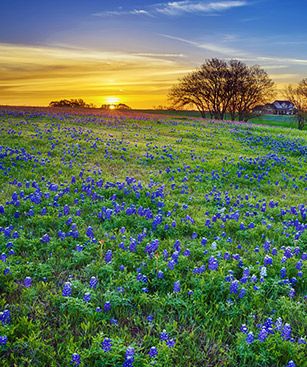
[106,96,120,105]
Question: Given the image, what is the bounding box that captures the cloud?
[133,52,186,58]
[93,1,248,18]
[0,43,189,107]
[156,1,248,15]
[160,33,247,56]
[93,9,152,17]
[255,56,307,66]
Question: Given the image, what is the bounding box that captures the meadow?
[0,107,306,367]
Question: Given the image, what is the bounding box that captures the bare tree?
[285,78,307,130]
[228,61,274,121]
[169,58,275,121]
[168,70,209,118]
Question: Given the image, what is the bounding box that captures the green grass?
[135,110,304,130]
[0,108,306,367]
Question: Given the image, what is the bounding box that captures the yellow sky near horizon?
[0,43,297,108]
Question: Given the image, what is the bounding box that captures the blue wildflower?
[89,276,98,289]
[104,301,111,312]
[62,282,72,297]
[101,337,112,352]
[105,249,112,263]
[258,327,268,342]
[83,292,91,302]
[246,332,254,344]
[0,335,8,345]
[160,329,169,341]
[24,276,32,288]
[149,346,158,358]
[70,353,81,366]
[173,280,180,292]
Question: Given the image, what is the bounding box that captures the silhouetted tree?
[228,61,275,121]
[100,103,132,110]
[116,103,131,110]
[100,104,111,110]
[49,99,93,108]
[169,58,275,121]
[285,78,307,130]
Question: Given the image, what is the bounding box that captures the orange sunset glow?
[1,1,306,108]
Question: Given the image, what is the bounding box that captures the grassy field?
[0,107,306,367]
[137,110,304,130]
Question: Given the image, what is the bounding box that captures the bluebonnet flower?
[280,267,287,278]
[24,276,32,288]
[62,282,72,297]
[275,317,283,331]
[166,338,176,348]
[147,315,154,323]
[160,329,168,341]
[281,323,292,341]
[239,288,246,298]
[0,309,10,326]
[0,253,6,262]
[264,318,273,329]
[246,332,254,344]
[110,318,118,325]
[89,276,98,289]
[104,301,111,312]
[123,347,135,367]
[240,324,248,334]
[86,226,94,239]
[168,260,175,270]
[286,361,296,367]
[264,255,273,266]
[0,335,7,345]
[101,337,112,352]
[289,288,295,298]
[295,260,302,270]
[105,249,112,263]
[183,249,190,256]
[260,266,267,277]
[149,346,158,358]
[230,280,239,294]
[70,353,81,366]
[258,327,268,342]
[41,233,50,243]
[208,256,218,271]
[83,292,91,302]
[173,281,180,292]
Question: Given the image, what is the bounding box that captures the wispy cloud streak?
[156,1,248,15]
[160,33,247,56]
[93,1,248,17]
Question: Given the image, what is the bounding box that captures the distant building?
[253,100,296,115]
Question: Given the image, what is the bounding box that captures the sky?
[1,0,307,108]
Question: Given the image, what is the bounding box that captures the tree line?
[169,58,306,129]
[49,99,131,110]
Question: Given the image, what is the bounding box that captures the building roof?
[272,100,294,110]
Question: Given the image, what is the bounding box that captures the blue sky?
[1,0,306,107]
